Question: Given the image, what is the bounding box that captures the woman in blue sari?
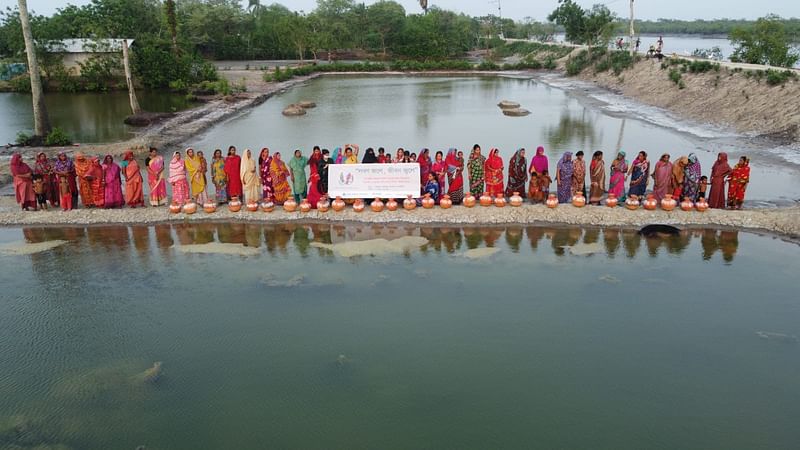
[417,172,440,205]
[627,151,650,197]
[555,152,574,203]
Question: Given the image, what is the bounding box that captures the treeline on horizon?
[633,18,800,38]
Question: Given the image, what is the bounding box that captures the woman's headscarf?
[54,152,74,173]
[486,148,503,170]
[241,149,256,180]
[673,156,688,184]
[331,147,342,164]
[169,151,185,182]
[445,148,459,174]
[361,147,378,164]
[557,152,574,174]
[10,154,31,176]
[531,146,548,174]
[711,152,731,178]
[685,153,701,183]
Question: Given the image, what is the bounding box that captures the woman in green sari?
[288,149,308,203]
[467,144,486,196]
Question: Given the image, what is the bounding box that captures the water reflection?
[15,224,744,263]
[544,109,601,150]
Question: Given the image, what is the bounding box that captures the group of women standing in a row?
[9,145,752,211]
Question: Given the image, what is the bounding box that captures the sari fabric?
[432,158,447,194]
[224,155,243,198]
[185,152,207,201]
[727,161,750,208]
[211,158,228,203]
[556,152,574,203]
[608,154,628,199]
[289,155,309,198]
[270,157,291,204]
[572,156,586,196]
[418,150,431,187]
[168,154,189,204]
[505,149,528,197]
[317,157,330,194]
[89,158,105,208]
[683,154,702,202]
[306,153,323,207]
[123,152,144,207]
[468,152,486,196]
[484,150,504,197]
[531,146,549,175]
[709,153,731,208]
[10,154,36,209]
[102,156,124,208]
[259,154,274,201]
[74,154,94,207]
[240,151,260,203]
[34,153,59,206]
[672,157,688,200]
[589,159,606,204]
[419,179,440,205]
[147,155,167,206]
[628,157,650,197]
[445,148,464,204]
[54,153,78,206]
[652,157,673,202]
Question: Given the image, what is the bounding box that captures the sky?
[2,0,798,21]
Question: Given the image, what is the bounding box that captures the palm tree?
[420,0,429,14]
[164,0,179,55]
[247,0,262,15]
[17,0,51,138]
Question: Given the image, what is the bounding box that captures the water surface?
[1,224,798,449]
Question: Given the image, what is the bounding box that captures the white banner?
[328,163,421,199]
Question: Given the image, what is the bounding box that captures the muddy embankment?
[574,55,800,142]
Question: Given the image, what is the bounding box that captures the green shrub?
[609,51,636,75]
[44,127,72,146]
[477,61,500,71]
[543,57,557,70]
[9,75,31,92]
[687,60,720,73]
[594,58,611,73]
[565,50,591,76]
[765,69,797,86]
[169,79,188,93]
[15,131,32,146]
[668,68,682,85]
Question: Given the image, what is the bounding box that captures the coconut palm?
[420,0,428,14]
[17,0,51,138]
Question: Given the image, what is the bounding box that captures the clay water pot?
[182,200,197,215]
[546,194,558,208]
[643,194,658,211]
[283,198,298,212]
[479,192,493,207]
[680,198,694,211]
[299,199,312,213]
[463,193,477,208]
[332,196,346,212]
[169,201,182,214]
[317,198,330,212]
[403,195,416,210]
[353,199,365,212]
[203,201,217,214]
[422,194,435,209]
[661,194,677,211]
[605,193,618,208]
[246,201,259,212]
[439,195,453,209]
[371,198,384,212]
[261,200,275,212]
[494,194,506,208]
[695,198,709,212]
[572,192,586,208]
[386,198,399,211]
[625,195,640,210]
[509,192,523,207]
[228,197,242,212]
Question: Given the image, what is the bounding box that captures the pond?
[0,91,195,145]
[1,223,799,449]
[192,75,800,206]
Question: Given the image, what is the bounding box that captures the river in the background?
[0,223,798,449]
[0,91,194,144]
[192,75,800,206]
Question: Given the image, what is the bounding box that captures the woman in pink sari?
[608,152,628,200]
[432,151,447,192]
[10,154,36,210]
[484,148,504,197]
[652,154,673,202]
[146,148,167,206]
[529,146,549,176]
[169,151,189,205]
[102,155,125,208]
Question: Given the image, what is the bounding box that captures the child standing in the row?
[59,173,73,211]
[32,174,47,210]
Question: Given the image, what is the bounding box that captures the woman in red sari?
[123,151,145,207]
[445,148,464,204]
[727,156,750,210]
[708,152,731,209]
[484,148,504,197]
[306,146,323,207]
[10,154,36,210]
[432,151,447,192]
[224,146,243,200]
[89,157,105,208]
[418,149,432,189]
[34,152,59,207]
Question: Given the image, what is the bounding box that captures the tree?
[366,1,405,57]
[17,0,51,137]
[730,15,799,68]
[547,0,615,46]
[164,0,178,55]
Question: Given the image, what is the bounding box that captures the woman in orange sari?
[74,152,94,207]
[727,156,750,210]
[484,148,504,197]
[270,152,292,204]
[588,151,605,205]
[123,151,145,207]
[89,156,105,208]
[146,148,167,206]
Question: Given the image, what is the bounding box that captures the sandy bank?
[1,197,798,238]
[578,57,800,141]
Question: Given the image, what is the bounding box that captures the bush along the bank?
[16,127,72,147]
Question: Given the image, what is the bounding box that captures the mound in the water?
[0,240,68,255]
[497,100,521,109]
[310,236,428,257]
[282,104,307,116]
[502,108,531,117]
[639,224,681,237]
[297,100,317,108]
[175,243,261,256]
